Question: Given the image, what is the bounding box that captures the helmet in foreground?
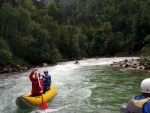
[141,78,150,93]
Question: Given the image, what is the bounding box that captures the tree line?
[0,0,149,67]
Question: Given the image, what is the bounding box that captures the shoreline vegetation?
[0,62,57,74]
[0,1,149,75]
[0,56,149,74]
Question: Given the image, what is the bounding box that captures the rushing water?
[0,57,150,113]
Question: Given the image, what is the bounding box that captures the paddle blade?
[41,100,48,110]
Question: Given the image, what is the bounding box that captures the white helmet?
[141,78,150,93]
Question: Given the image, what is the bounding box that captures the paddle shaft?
[37,73,48,110]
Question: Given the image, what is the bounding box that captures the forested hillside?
[0,0,149,68]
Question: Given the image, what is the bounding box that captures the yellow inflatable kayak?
[16,83,57,109]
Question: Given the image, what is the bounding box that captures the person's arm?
[42,75,51,82]
[29,68,38,81]
[42,75,50,79]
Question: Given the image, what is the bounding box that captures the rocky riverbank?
[110,57,150,70]
[0,62,57,74]
[0,65,29,74]
[1,57,149,74]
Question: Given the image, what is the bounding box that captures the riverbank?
[1,57,149,74]
[0,62,57,74]
[110,57,150,70]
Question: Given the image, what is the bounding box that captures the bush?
[10,57,28,66]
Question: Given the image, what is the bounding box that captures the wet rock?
[43,63,48,67]
[110,58,150,70]
[0,65,28,74]
[74,60,79,64]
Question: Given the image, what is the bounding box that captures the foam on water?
[79,57,139,66]
[0,57,142,113]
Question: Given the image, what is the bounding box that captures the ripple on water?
[0,57,150,113]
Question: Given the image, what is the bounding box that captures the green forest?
[0,0,149,68]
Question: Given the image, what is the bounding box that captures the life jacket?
[126,97,150,113]
[42,75,51,87]
[31,79,43,95]
[29,72,43,95]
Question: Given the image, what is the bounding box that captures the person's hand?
[33,68,38,72]
[43,78,46,81]
[40,90,43,93]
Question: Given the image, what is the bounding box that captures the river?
[0,57,150,113]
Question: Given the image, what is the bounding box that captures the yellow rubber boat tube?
[22,83,57,107]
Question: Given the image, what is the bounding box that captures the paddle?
[37,72,48,110]
[41,94,48,110]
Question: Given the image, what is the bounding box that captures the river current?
[0,57,150,113]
